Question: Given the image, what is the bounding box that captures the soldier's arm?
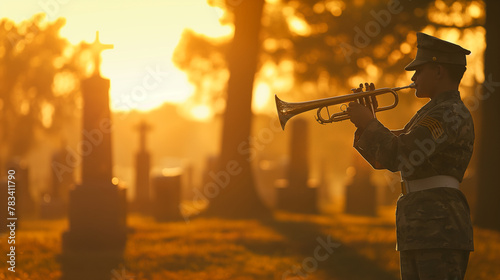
[353,106,460,173]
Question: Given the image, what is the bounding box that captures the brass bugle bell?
[275,83,415,130]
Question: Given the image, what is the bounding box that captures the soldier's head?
[405,32,470,99]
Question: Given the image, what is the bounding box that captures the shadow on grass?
[259,215,400,280]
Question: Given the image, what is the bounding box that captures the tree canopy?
[174,0,485,112]
[0,14,88,163]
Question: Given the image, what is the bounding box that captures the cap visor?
[404,59,428,71]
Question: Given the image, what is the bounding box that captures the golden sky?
[1,0,486,120]
[1,0,232,114]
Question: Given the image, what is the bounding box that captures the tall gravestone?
[275,119,317,213]
[61,32,127,280]
[133,120,152,214]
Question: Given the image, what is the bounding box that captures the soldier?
[347,32,474,279]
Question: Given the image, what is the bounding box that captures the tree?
[0,14,84,169]
[201,0,270,218]
[475,0,500,231]
[174,0,484,218]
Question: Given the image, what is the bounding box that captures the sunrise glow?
[0,0,233,115]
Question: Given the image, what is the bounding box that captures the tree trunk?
[203,0,270,218]
[474,0,500,231]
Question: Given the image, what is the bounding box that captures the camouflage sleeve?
[354,119,402,171]
[353,121,392,170]
[353,102,467,177]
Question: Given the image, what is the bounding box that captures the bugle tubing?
[275,83,415,130]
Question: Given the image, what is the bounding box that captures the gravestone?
[152,170,182,221]
[379,181,400,206]
[316,157,331,210]
[41,147,72,219]
[256,158,287,208]
[133,120,152,214]
[275,119,317,213]
[344,153,377,216]
[60,32,127,280]
[182,161,194,200]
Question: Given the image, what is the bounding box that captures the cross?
[88,31,113,76]
[136,120,152,152]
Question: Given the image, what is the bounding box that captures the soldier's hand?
[347,101,375,129]
[348,82,377,129]
[358,83,378,110]
[367,83,378,110]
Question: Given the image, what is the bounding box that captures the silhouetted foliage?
[172,0,485,218]
[0,14,86,162]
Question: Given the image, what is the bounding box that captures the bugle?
[275,83,415,130]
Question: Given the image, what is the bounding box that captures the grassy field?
[1,207,500,279]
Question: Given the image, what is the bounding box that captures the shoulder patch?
[419,116,444,140]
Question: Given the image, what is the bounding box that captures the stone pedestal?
[153,174,182,221]
[344,181,377,216]
[63,183,127,251]
[134,151,151,213]
[344,154,377,216]
[133,120,152,214]
[379,183,400,206]
[60,183,127,279]
[275,180,318,214]
[274,119,318,213]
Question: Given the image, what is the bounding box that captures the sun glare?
[1,0,233,118]
[190,104,213,121]
[253,82,272,113]
[288,15,311,36]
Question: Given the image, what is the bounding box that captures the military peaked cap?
[405,32,471,71]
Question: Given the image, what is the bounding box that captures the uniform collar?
[431,89,460,103]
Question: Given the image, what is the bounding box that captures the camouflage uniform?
[354,90,474,278]
[355,89,474,251]
[352,33,474,279]
[399,249,469,280]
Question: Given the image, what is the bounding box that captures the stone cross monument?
[61,32,127,280]
[81,31,114,185]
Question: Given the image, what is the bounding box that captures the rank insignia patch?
[419,116,444,139]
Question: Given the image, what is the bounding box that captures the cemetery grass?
[1,206,500,279]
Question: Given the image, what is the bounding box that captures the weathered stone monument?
[152,169,182,221]
[275,119,317,213]
[41,147,72,219]
[60,32,127,280]
[344,153,377,216]
[379,181,400,206]
[316,157,331,210]
[133,120,152,214]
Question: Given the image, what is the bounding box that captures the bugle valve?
[275,83,415,130]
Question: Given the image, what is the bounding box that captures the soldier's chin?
[414,89,421,97]
[415,89,426,98]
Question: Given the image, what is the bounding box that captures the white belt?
[401,175,459,195]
